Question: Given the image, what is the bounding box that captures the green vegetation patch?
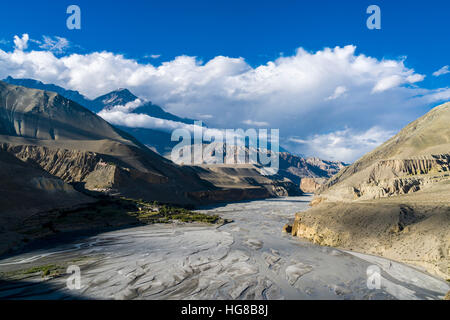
[13,198,223,251]
[23,264,62,276]
[0,264,65,280]
[124,200,221,225]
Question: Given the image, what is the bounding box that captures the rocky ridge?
[292,102,450,279]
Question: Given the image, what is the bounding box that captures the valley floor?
[0,197,448,300]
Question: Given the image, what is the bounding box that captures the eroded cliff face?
[278,153,346,185]
[190,164,303,200]
[300,178,327,193]
[292,198,450,279]
[0,143,163,193]
[1,81,303,207]
[317,102,450,203]
[318,155,450,202]
[291,102,450,279]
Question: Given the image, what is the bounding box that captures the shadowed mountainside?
[0,81,220,204]
[3,77,345,189]
[0,81,307,255]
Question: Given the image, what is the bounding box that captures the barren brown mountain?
[0,81,299,254]
[292,102,450,279]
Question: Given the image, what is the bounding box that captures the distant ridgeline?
[2,76,346,189]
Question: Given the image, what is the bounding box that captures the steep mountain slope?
[279,154,345,183]
[0,81,127,141]
[4,77,344,189]
[92,88,139,111]
[318,102,450,202]
[0,149,92,219]
[3,76,96,111]
[292,102,450,279]
[0,81,308,255]
[3,77,197,123]
[0,81,301,206]
[0,149,94,255]
[0,81,216,205]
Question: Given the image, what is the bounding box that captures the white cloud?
[98,109,189,132]
[289,127,396,163]
[406,74,425,84]
[98,108,245,141]
[242,119,270,127]
[145,54,161,59]
[97,99,193,132]
[421,87,450,102]
[1,35,449,162]
[196,113,213,120]
[103,98,144,112]
[13,34,29,51]
[39,36,70,54]
[372,75,403,93]
[326,86,347,100]
[433,65,450,77]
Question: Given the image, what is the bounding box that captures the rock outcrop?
[299,177,327,193]
[292,195,450,279]
[278,153,346,186]
[317,102,450,202]
[292,102,450,279]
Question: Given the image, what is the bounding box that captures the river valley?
[0,196,448,300]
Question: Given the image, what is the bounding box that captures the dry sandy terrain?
[0,197,448,300]
[293,180,450,280]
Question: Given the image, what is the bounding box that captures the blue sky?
[0,0,449,161]
[1,0,449,83]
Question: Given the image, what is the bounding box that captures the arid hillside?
[292,102,450,279]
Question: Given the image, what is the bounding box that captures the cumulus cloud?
[13,34,29,51]
[420,87,450,102]
[98,109,190,132]
[103,98,144,113]
[289,127,396,163]
[1,35,449,162]
[97,99,193,132]
[433,65,450,77]
[326,86,347,100]
[98,107,250,143]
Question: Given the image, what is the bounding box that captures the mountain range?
[0,79,314,254]
[3,76,346,188]
[3,76,197,123]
